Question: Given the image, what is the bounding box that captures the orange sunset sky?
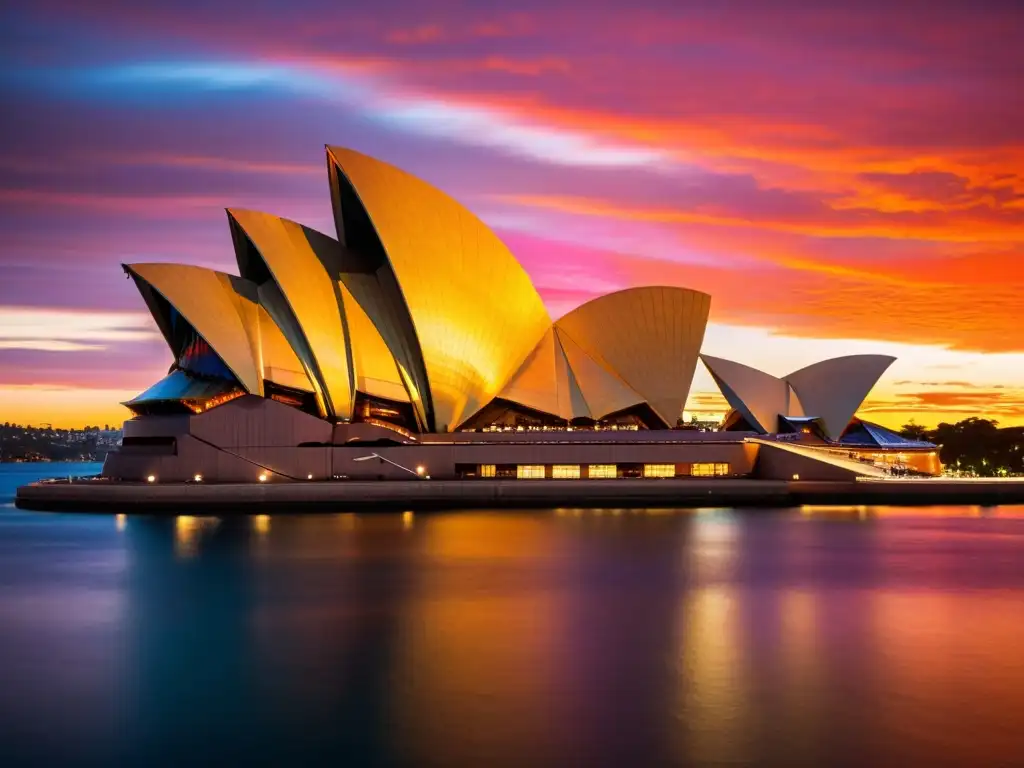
[1,1,1022,429]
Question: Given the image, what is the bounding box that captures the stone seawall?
[15,477,1024,513]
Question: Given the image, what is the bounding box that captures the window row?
[691,463,731,477]
[469,463,732,479]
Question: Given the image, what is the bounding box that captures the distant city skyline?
[2,1,1022,429]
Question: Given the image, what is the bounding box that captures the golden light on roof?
[555,286,711,427]
[228,209,355,421]
[125,263,264,395]
[125,145,729,434]
[327,146,551,431]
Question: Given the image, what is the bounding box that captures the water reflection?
[173,515,220,558]
[390,516,574,764]
[2,506,1024,765]
[865,591,1024,764]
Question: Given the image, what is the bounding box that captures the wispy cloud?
[386,24,444,44]
[77,59,673,170]
[0,307,158,352]
[498,193,1024,244]
[2,1,1023,426]
[101,152,323,176]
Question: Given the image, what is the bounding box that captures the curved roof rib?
[120,146,904,438]
[327,150,433,430]
[498,327,597,421]
[785,355,895,439]
[554,287,711,427]
[555,328,644,419]
[327,146,552,432]
[701,354,895,438]
[499,327,565,419]
[253,302,314,394]
[700,354,790,434]
[228,209,354,421]
[337,281,410,403]
[124,263,262,395]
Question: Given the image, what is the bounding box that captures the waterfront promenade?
[16,476,1024,513]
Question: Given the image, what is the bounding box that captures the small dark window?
[120,436,177,456]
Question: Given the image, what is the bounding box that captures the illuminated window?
[588,464,617,479]
[552,465,580,479]
[480,464,496,478]
[692,463,730,477]
[643,464,676,478]
[517,465,545,479]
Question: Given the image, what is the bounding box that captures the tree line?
[899,418,1024,477]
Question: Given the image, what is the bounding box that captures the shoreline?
[0,459,108,464]
[15,477,1024,513]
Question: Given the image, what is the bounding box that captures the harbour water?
[3,463,1024,766]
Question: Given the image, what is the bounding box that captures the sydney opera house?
[101,146,941,485]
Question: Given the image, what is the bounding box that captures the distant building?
[0,424,122,463]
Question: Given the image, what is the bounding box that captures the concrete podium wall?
[105,398,867,484]
[106,439,760,483]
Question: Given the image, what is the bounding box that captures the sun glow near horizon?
[0,384,140,429]
[5,321,1022,430]
[1,3,1021,429]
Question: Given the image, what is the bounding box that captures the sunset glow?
[1,2,1022,428]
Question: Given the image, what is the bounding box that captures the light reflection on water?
[3,468,1024,765]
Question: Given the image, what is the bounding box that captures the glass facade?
[691,463,730,477]
[551,465,581,479]
[124,369,244,417]
[462,462,739,480]
[643,464,676,478]
[172,314,236,381]
[517,465,545,479]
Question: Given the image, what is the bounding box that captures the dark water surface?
[3,464,1024,766]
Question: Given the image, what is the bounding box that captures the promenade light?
[416,465,426,475]
[193,474,203,483]
[307,473,314,480]
[792,474,800,480]
[259,473,268,482]
[146,475,156,483]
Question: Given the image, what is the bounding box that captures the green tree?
[899,420,930,441]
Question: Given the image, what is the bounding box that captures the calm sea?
[3,463,1024,766]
